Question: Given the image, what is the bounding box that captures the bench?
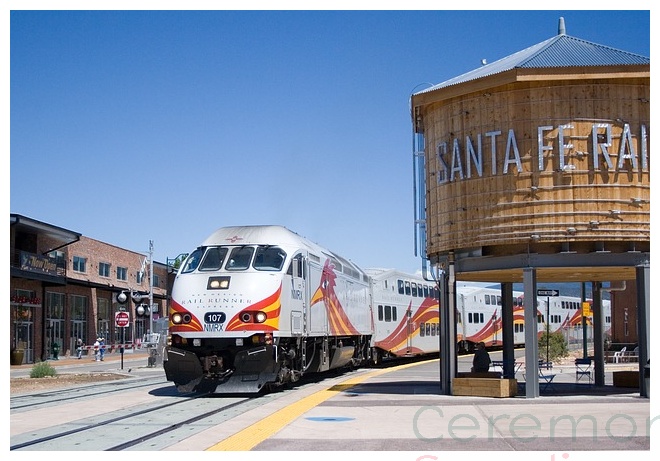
[452,377,518,398]
[456,371,502,379]
[613,370,639,388]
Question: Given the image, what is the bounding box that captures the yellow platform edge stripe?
[207,358,436,451]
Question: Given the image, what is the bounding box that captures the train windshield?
[253,245,286,271]
[181,248,204,273]
[181,245,287,273]
[226,246,254,271]
[198,247,229,271]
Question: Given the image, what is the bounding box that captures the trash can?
[51,343,60,360]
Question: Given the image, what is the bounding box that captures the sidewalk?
[9,347,157,378]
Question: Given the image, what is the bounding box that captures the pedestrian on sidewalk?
[76,338,84,359]
[93,338,101,361]
[99,337,106,361]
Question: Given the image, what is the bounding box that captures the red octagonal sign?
[115,311,130,327]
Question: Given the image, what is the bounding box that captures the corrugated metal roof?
[417,23,649,94]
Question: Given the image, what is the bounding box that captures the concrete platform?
[12,352,652,452]
[166,358,652,452]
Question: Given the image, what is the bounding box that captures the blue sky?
[6,6,651,274]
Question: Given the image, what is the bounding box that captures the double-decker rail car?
[164,225,373,394]
[456,284,612,352]
[366,268,440,363]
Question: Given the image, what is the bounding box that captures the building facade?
[10,214,172,364]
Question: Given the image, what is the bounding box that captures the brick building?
[10,213,172,364]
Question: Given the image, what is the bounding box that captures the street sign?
[115,311,130,327]
[537,289,559,297]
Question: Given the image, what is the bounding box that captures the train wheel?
[371,348,382,366]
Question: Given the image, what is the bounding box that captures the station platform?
[167,357,652,452]
[11,353,652,452]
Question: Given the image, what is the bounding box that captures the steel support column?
[523,268,539,398]
[501,282,515,379]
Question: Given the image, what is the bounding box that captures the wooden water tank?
[413,64,649,278]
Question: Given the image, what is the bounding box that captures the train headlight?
[254,311,267,323]
[207,276,230,290]
[171,312,192,324]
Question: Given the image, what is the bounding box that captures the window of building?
[117,266,127,281]
[70,295,88,320]
[73,256,86,273]
[99,262,111,277]
[97,297,110,340]
[153,274,159,288]
[46,292,65,319]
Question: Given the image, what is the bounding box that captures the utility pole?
[149,239,154,343]
[146,240,157,367]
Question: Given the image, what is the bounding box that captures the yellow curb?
[207,358,435,451]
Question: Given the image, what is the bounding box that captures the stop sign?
[115,311,130,327]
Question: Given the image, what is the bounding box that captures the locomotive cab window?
[199,247,228,271]
[254,246,286,271]
[225,246,254,271]
[287,253,305,278]
[181,248,204,273]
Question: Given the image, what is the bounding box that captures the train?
[454,282,611,353]
[163,225,610,394]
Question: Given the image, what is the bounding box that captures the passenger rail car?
[456,284,612,352]
[367,268,440,364]
[164,226,373,394]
